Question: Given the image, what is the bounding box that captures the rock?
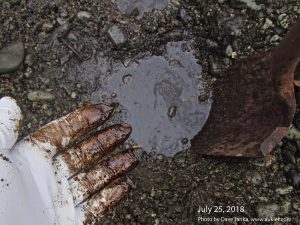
[249,171,262,185]
[24,67,33,78]
[67,33,78,41]
[181,138,188,145]
[262,18,274,30]
[224,17,243,36]
[42,22,54,33]
[171,0,180,7]
[225,45,233,57]
[209,56,222,75]
[46,23,71,46]
[167,106,177,118]
[150,188,155,197]
[231,0,262,11]
[206,39,219,48]
[256,204,279,218]
[174,154,186,167]
[111,92,117,98]
[25,54,34,66]
[278,14,289,29]
[0,41,24,74]
[287,169,300,189]
[282,149,296,164]
[8,0,21,5]
[28,91,55,101]
[60,54,70,65]
[275,186,293,195]
[179,8,192,23]
[224,182,235,190]
[270,34,280,43]
[281,201,291,214]
[157,154,164,160]
[71,92,77,99]
[293,202,300,211]
[169,59,183,68]
[122,74,132,85]
[77,11,92,19]
[286,126,300,140]
[108,25,126,46]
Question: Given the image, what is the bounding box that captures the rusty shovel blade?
[192,19,300,157]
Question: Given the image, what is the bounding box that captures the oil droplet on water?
[77,41,212,156]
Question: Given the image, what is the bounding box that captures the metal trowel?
[192,19,300,157]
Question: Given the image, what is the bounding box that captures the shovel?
[192,19,300,157]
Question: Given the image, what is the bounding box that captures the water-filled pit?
[73,41,212,156]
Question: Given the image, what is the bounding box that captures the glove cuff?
[0,97,23,151]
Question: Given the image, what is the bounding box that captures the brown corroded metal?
[192,19,300,157]
[60,124,132,175]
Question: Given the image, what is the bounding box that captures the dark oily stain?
[88,41,212,156]
[30,104,113,153]
[61,124,132,175]
[82,178,130,224]
[74,150,138,201]
[115,0,169,19]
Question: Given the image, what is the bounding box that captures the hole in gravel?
[74,41,212,156]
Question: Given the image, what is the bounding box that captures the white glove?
[0,97,138,225]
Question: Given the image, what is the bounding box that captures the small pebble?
[46,23,71,46]
[275,186,293,195]
[28,91,55,101]
[42,22,54,33]
[232,0,262,11]
[108,25,126,46]
[71,92,77,99]
[181,138,189,145]
[77,11,92,19]
[225,45,233,57]
[168,106,177,118]
[122,74,132,85]
[287,169,300,189]
[25,54,34,66]
[262,18,274,30]
[270,34,280,43]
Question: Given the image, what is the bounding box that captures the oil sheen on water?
[75,42,212,156]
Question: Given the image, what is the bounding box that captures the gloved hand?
[0,97,138,225]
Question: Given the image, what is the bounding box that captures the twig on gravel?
[60,38,83,60]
